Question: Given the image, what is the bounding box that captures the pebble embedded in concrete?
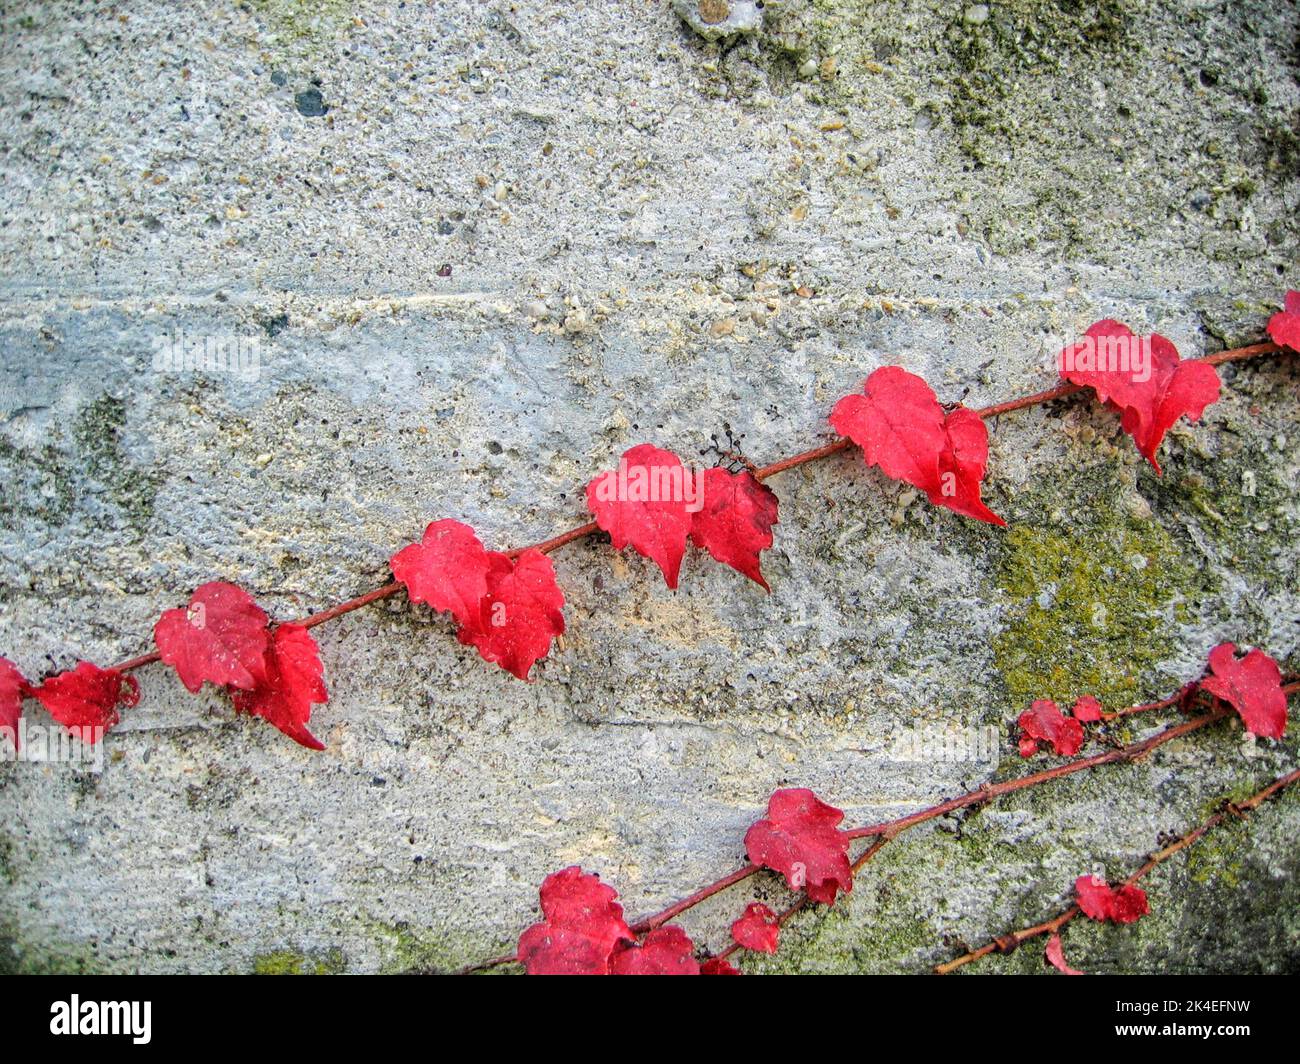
[672,0,765,41]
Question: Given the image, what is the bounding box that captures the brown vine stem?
[701,835,897,969]
[1102,681,1198,721]
[934,763,1300,975]
[630,861,760,934]
[103,339,1288,678]
[457,684,1300,974]
[842,708,1234,841]
[630,700,1220,935]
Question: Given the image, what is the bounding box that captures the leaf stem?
[842,708,1229,840]
[935,763,1300,974]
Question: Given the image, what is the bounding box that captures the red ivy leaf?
[456,549,565,681]
[390,519,493,629]
[1018,700,1085,758]
[33,662,139,740]
[517,866,633,975]
[1200,642,1287,740]
[154,581,270,693]
[1,657,30,752]
[829,366,1004,525]
[689,467,780,590]
[610,926,700,975]
[587,443,694,588]
[1058,320,1220,474]
[515,925,610,976]
[1075,874,1150,924]
[731,902,780,954]
[1266,290,1300,352]
[1045,933,1084,975]
[1072,695,1103,723]
[745,788,853,905]
[701,956,742,975]
[230,623,328,750]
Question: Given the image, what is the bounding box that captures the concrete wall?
[0,0,1297,973]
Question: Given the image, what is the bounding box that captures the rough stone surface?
[0,0,1297,974]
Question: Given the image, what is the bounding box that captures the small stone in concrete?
[294,86,328,117]
[673,0,763,41]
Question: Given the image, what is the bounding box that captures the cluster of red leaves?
[4,305,1291,753]
[586,444,779,590]
[830,367,1003,525]
[391,519,565,680]
[154,582,328,749]
[513,793,1169,976]
[823,318,1228,523]
[513,633,1296,977]
[1018,699,1088,757]
[517,788,847,974]
[1,656,140,749]
[1058,322,1220,474]
[1045,874,1152,974]
[1018,643,1288,758]
[1,582,332,752]
[516,866,717,976]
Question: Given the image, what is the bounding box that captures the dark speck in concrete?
[295,87,328,117]
[259,312,290,338]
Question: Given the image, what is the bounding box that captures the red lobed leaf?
[610,926,701,975]
[1045,933,1084,975]
[701,956,742,975]
[745,788,853,905]
[936,406,1003,525]
[1018,699,1085,758]
[33,662,139,741]
[731,901,780,954]
[1058,320,1220,474]
[154,581,270,693]
[456,548,565,681]
[689,467,780,590]
[517,866,633,975]
[516,924,616,976]
[1266,290,1300,352]
[1075,874,1149,924]
[1200,642,1287,740]
[390,519,493,629]
[829,366,1004,525]
[1,656,30,752]
[230,623,328,750]
[587,443,695,588]
[1071,695,1103,723]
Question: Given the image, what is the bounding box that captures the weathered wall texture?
[1,0,1297,973]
